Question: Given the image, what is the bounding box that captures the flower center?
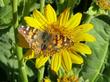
[41,25,73,56]
[41,33,73,56]
[58,76,78,82]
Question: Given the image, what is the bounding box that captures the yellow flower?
[44,77,51,82]
[96,0,110,10]
[57,75,78,82]
[24,4,95,72]
[43,75,78,82]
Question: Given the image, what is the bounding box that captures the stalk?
[40,0,45,14]
[58,0,64,4]
[12,0,28,82]
[82,14,93,23]
[37,67,45,82]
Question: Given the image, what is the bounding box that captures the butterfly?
[18,25,72,57]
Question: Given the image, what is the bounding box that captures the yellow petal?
[33,9,48,26]
[73,43,92,55]
[24,49,35,60]
[65,13,82,29]
[45,4,57,24]
[35,55,49,68]
[73,24,93,34]
[24,17,45,31]
[66,24,94,41]
[58,9,70,26]
[74,33,96,42]
[51,53,61,72]
[61,50,72,72]
[44,78,51,82]
[69,52,83,64]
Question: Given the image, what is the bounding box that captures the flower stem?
[58,0,64,4]
[12,0,28,82]
[82,14,93,23]
[37,67,45,82]
[12,0,18,28]
[16,46,28,82]
[40,0,45,14]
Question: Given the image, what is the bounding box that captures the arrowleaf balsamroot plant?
[21,4,95,73]
[0,0,110,82]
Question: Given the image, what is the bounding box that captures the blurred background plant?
[0,0,110,82]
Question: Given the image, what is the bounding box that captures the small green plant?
[0,0,110,82]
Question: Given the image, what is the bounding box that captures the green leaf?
[97,44,110,82]
[0,27,19,81]
[0,5,12,29]
[0,27,17,68]
[80,16,110,82]
[0,0,10,7]
[0,0,5,7]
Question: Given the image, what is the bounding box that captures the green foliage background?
[0,0,110,82]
